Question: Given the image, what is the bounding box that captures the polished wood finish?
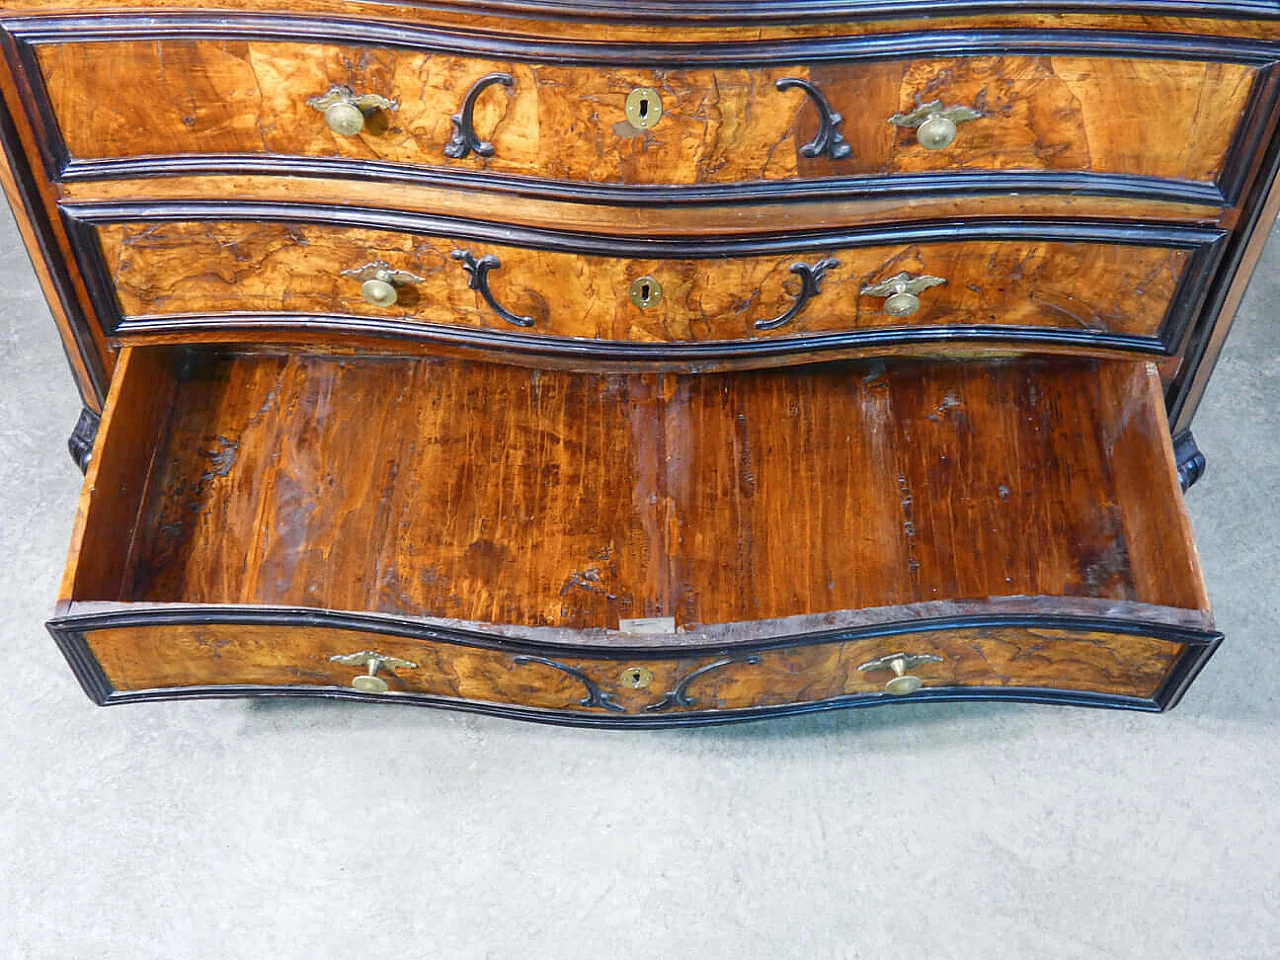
[3,6,1278,58]
[2,0,1271,719]
[35,38,1258,190]
[1174,124,1280,433]
[56,174,1231,236]
[93,218,1196,345]
[57,348,177,605]
[0,41,111,405]
[63,348,1207,629]
[0,8,1274,404]
[82,619,1184,707]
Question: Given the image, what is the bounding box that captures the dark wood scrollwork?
[754,258,840,331]
[445,72,515,160]
[451,249,536,328]
[775,78,852,161]
[513,656,625,712]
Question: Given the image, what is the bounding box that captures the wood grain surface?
[56,348,176,605]
[81,619,1184,707]
[0,43,113,405]
[64,348,1208,630]
[57,175,1232,236]
[5,5,1280,45]
[36,39,1257,188]
[95,219,1193,343]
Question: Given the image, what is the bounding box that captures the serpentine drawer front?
[68,207,1224,360]
[48,346,1219,725]
[50,613,1218,724]
[17,24,1272,204]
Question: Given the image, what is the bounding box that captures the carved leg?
[1173,429,1206,492]
[67,406,100,474]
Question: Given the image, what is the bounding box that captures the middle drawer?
[67,204,1224,364]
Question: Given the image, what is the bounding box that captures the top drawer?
[11,19,1278,204]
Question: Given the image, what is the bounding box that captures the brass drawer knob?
[341,260,426,308]
[857,652,944,695]
[889,100,982,150]
[860,271,946,317]
[306,85,398,137]
[330,650,419,693]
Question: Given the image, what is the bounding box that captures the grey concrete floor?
[0,197,1276,960]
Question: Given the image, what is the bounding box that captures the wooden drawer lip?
[7,17,1278,207]
[6,1,1275,31]
[47,604,1223,725]
[10,16,1276,71]
[283,1,1280,24]
[54,158,1233,214]
[13,16,1278,67]
[107,313,1177,363]
[61,200,1228,361]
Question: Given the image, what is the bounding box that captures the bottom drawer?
[49,604,1219,726]
[51,347,1220,725]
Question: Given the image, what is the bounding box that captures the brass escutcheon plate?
[625,87,663,130]
[629,276,662,309]
[620,666,655,689]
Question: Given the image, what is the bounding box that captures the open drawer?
[49,347,1220,726]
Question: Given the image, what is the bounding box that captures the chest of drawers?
[2,0,1275,725]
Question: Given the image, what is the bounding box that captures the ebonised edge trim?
[8,18,1279,66]
[53,159,1233,211]
[1169,95,1280,431]
[109,313,1175,362]
[282,0,1280,26]
[6,18,1278,207]
[49,620,113,705]
[46,606,1223,723]
[0,34,107,403]
[43,605,1229,663]
[58,201,1228,359]
[42,683,1175,727]
[60,201,1230,255]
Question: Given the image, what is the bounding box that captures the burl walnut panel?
[64,350,1207,630]
[36,39,1256,187]
[96,220,1191,342]
[82,620,1183,708]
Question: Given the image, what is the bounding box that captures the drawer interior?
[59,347,1211,634]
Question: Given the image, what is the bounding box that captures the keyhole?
[620,665,654,689]
[626,87,663,130]
[629,276,663,309]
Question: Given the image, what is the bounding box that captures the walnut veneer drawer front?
[69,207,1225,360]
[48,612,1218,724]
[17,21,1276,203]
